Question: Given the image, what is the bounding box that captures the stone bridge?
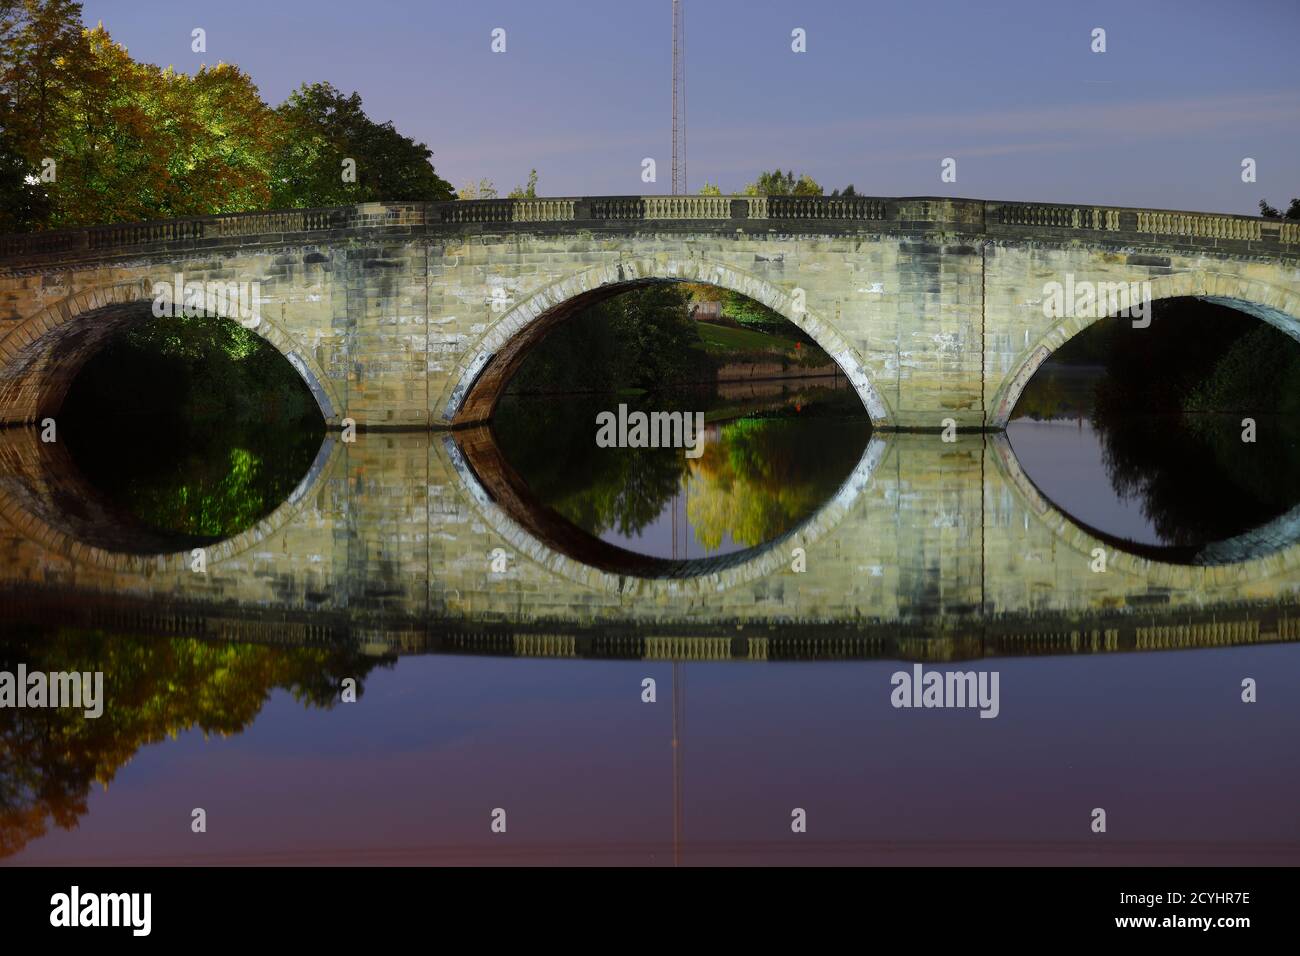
[1,195,1298,431]
[1,196,1298,644]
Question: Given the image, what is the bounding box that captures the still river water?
[1,364,1297,864]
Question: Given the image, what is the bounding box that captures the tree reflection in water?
[494,385,871,558]
[58,310,327,542]
[685,416,868,550]
[1011,299,1300,549]
[0,628,389,859]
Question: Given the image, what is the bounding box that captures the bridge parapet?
[994,203,1120,230]
[3,196,1297,269]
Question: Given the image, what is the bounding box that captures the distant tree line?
[698,169,856,197]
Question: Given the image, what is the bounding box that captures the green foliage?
[694,321,830,367]
[0,5,453,229]
[492,394,691,537]
[1090,413,1300,548]
[458,178,497,200]
[617,283,712,386]
[508,284,713,394]
[1086,299,1267,419]
[58,312,325,540]
[695,321,794,353]
[508,282,838,393]
[0,118,50,230]
[681,281,721,302]
[65,426,324,540]
[271,82,453,208]
[720,289,780,327]
[63,312,320,424]
[696,174,854,197]
[687,416,868,549]
[6,18,284,226]
[1017,298,1300,549]
[744,169,823,196]
[1184,324,1300,418]
[493,391,870,548]
[0,0,84,144]
[715,290,822,349]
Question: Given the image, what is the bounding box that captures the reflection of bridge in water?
[1,426,1297,660]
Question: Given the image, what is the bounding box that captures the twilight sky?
[81,0,1300,214]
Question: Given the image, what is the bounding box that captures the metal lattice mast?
[671,0,686,194]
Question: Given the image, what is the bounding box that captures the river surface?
[2,365,1297,865]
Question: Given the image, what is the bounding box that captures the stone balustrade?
[1136,211,1262,240]
[643,196,732,219]
[4,195,1297,265]
[512,199,575,222]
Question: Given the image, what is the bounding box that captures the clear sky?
[80,0,1300,213]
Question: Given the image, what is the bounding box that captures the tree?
[2,15,286,226]
[0,116,50,231]
[506,284,711,394]
[37,25,171,225]
[686,417,866,550]
[271,82,453,207]
[0,0,84,227]
[458,179,498,200]
[1258,198,1300,220]
[0,0,86,148]
[698,175,855,197]
[164,62,284,217]
[743,169,823,197]
[35,27,284,225]
[1,8,460,228]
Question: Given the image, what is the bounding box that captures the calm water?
[2,367,1298,865]
[492,384,869,560]
[491,369,1300,562]
[61,418,325,547]
[2,633,1296,864]
[1008,365,1300,553]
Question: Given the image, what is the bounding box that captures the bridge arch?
[441,257,894,427]
[991,271,1300,427]
[0,279,342,426]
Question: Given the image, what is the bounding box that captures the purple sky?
[80,0,1300,213]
